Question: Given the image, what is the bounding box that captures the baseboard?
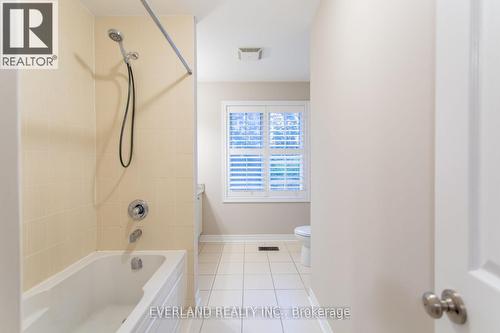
[309,288,334,333]
[199,234,296,242]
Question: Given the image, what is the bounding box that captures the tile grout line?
[198,243,224,333]
[197,241,303,333]
[241,242,246,333]
[289,250,308,292]
[267,245,285,333]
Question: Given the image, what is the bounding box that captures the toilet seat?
[294,225,311,237]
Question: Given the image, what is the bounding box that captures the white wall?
[310,1,434,332]
[0,71,22,332]
[198,82,310,235]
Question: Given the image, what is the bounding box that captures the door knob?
[422,289,467,324]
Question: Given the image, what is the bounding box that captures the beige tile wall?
[94,16,196,303]
[20,0,96,290]
[20,5,196,301]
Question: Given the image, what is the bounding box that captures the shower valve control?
[128,200,149,221]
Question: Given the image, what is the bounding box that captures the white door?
[434,0,500,332]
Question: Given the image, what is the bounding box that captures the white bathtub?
[22,251,187,333]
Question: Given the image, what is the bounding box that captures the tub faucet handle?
[128,200,149,221]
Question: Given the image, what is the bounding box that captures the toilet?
[294,225,311,267]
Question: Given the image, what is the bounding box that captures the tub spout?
[131,257,142,270]
[129,229,142,243]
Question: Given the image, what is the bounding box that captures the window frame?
[222,100,310,203]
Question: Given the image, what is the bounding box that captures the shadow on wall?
[74,53,190,202]
[179,0,228,22]
[74,53,125,158]
[74,53,125,213]
[75,53,190,156]
[138,74,189,111]
[202,195,222,235]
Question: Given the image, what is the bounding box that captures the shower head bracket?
[126,52,139,62]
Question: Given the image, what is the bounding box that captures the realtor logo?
[1,0,58,69]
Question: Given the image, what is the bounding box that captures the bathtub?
[22,251,187,333]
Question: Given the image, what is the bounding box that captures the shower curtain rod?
[140,0,193,75]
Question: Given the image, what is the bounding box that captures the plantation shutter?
[224,102,309,202]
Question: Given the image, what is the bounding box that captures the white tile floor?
[187,241,321,333]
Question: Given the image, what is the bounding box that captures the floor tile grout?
[198,244,223,333]
[241,243,245,333]
[197,241,307,333]
[266,246,285,333]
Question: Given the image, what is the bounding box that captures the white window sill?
[223,197,310,203]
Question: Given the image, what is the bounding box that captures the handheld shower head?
[108,29,124,42]
[107,28,138,63]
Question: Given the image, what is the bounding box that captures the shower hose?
[119,62,136,168]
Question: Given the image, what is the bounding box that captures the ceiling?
[81,0,319,81]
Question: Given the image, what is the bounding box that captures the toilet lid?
[294,225,311,237]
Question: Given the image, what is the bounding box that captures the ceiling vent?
[238,48,263,61]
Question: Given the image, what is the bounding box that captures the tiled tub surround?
[23,251,186,333]
[20,8,197,298]
[94,15,196,304]
[191,241,320,333]
[20,0,96,290]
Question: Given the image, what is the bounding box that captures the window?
[223,101,310,202]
